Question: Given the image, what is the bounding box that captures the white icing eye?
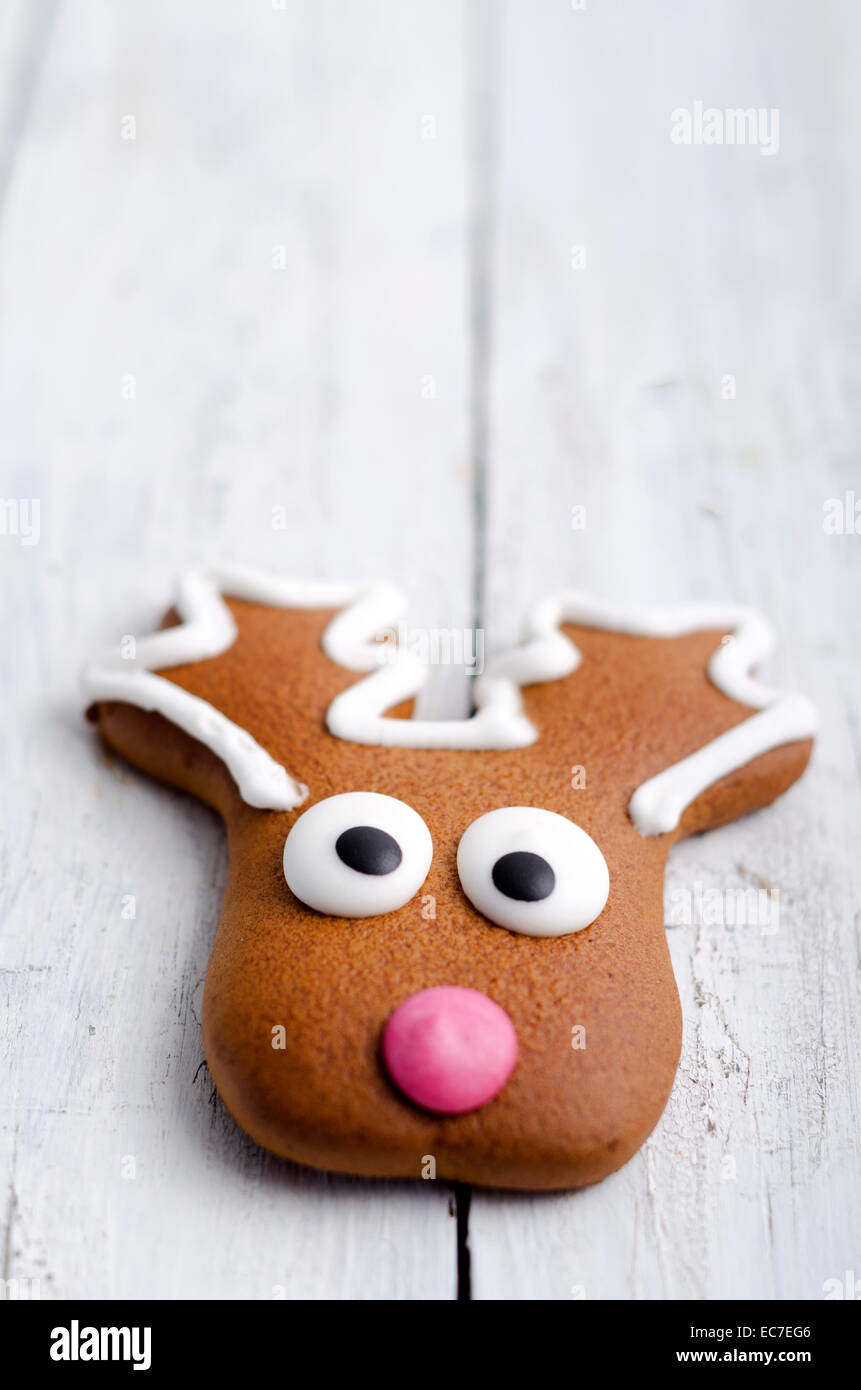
[283,791,433,918]
[456,807,609,938]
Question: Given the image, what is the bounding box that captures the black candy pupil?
[492,851,555,902]
[336,825,402,876]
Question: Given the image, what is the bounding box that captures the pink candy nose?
[381,986,518,1115]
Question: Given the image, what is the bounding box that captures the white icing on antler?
[83,566,541,811]
[82,566,408,811]
[83,569,816,833]
[497,593,817,836]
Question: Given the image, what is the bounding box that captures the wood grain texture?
[469,0,861,1299]
[1,0,858,1300]
[0,0,472,1299]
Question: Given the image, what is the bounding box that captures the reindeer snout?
[381,986,518,1114]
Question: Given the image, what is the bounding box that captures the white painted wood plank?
[0,2,59,219]
[0,0,472,1299]
[470,0,861,1298]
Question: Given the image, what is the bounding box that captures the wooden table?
[1,0,859,1300]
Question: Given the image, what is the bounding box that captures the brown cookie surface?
[88,596,812,1190]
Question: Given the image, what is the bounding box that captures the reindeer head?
[83,567,815,1190]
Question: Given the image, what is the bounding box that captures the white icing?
[456,807,609,937]
[81,565,539,813]
[496,593,817,835]
[282,792,433,917]
[82,567,816,833]
[325,642,537,749]
[81,567,411,809]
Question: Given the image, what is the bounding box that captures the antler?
[81,566,540,810]
[501,593,817,835]
[83,568,816,836]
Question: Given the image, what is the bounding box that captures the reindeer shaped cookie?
[83,568,815,1190]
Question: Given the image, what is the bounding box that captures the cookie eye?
[456,807,609,937]
[283,792,432,918]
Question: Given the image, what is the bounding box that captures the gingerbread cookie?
[83,568,815,1190]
